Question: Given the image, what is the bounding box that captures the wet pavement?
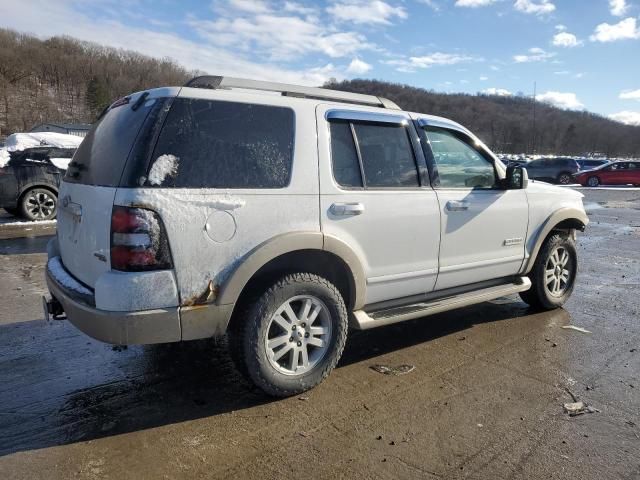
[0,190,639,479]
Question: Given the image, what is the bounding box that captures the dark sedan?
[574,161,640,187]
[0,147,75,220]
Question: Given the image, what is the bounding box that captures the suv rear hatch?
[57,88,178,288]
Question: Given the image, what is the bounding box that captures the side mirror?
[505,165,528,190]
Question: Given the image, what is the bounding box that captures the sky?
[1,0,640,125]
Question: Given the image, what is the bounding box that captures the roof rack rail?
[183,76,401,110]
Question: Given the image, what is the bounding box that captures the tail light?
[110,206,172,271]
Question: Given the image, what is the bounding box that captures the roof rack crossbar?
[183,76,401,110]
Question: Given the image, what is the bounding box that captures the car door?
[317,106,441,306]
[526,159,544,179]
[413,119,529,290]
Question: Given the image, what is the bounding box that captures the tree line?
[326,79,640,157]
[1,28,638,157]
[0,29,190,138]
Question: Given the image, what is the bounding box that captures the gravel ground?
[0,190,638,480]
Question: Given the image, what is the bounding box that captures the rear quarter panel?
[114,93,320,306]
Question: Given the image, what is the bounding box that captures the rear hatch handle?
[59,195,82,221]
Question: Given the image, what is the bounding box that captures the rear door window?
[353,123,419,188]
[328,119,419,189]
[148,98,295,188]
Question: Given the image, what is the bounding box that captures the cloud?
[514,0,556,15]
[482,88,513,96]
[347,58,372,74]
[479,75,489,80]
[384,52,479,72]
[514,47,556,62]
[418,0,440,10]
[327,1,407,25]
[609,0,629,17]
[552,32,582,47]
[537,91,584,109]
[455,0,497,7]
[0,0,366,86]
[590,17,640,42]
[191,14,370,61]
[228,0,271,13]
[608,111,640,125]
[555,24,567,31]
[620,89,640,100]
[282,1,318,15]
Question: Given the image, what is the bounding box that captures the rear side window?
[148,98,294,188]
[328,120,419,189]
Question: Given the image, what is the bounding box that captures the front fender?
[521,207,589,274]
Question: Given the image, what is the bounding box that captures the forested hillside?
[1,28,638,157]
[327,79,640,157]
[0,29,190,138]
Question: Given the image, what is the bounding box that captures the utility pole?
[532,81,537,155]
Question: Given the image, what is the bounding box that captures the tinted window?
[66,99,157,186]
[149,98,294,188]
[629,162,638,170]
[352,123,418,188]
[329,122,362,188]
[424,127,496,188]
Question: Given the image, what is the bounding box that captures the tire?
[587,176,600,187]
[19,188,57,221]
[228,273,348,397]
[557,172,573,185]
[519,233,577,310]
[3,207,19,217]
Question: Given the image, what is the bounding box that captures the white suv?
[44,76,588,396]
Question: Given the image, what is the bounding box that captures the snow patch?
[49,157,72,170]
[47,256,92,296]
[147,154,179,185]
[4,132,83,152]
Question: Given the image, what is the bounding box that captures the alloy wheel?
[265,295,332,376]
[26,190,56,219]
[545,247,573,297]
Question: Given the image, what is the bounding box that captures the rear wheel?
[557,172,573,185]
[520,233,577,310]
[19,188,57,221]
[587,176,600,187]
[228,273,348,397]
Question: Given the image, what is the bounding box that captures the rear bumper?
[46,263,181,345]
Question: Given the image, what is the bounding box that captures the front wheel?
[19,188,57,221]
[587,176,600,187]
[519,233,577,310]
[229,273,348,397]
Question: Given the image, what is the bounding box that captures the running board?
[352,277,531,330]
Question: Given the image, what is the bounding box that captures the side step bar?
[352,277,531,330]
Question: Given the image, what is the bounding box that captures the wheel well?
[228,249,355,329]
[553,218,586,232]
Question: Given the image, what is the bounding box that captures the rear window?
[65,98,157,186]
[146,98,295,188]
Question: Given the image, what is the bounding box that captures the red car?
[574,161,640,187]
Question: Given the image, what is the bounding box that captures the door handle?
[330,202,365,216]
[446,200,469,212]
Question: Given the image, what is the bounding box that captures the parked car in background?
[577,159,609,171]
[574,161,640,187]
[524,157,580,184]
[0,133,82,220]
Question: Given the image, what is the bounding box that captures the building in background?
[30,123,92,138]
